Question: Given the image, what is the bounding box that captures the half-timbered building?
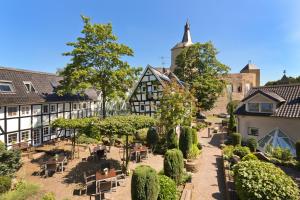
[129,65,183,116]
[0,66,101,148]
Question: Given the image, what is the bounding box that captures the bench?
[180,183,193,200]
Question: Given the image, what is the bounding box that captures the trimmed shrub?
[136,128,149,142]
[146,127,159,150]
[233,160,300,200]
[222,145,234,160]
[42,192,56,200]
[179,126,193,158]
[246,137,257,152]
[0,176,11,194]
[241,153,258,161]
[231,133,242,146]
[131,165,159,200]
[0,181,39,200]
[267,146,293,161]
[296,140,300,159]
[0,147,21,176]
[166,129,178,149]
[187,144,200,159]
[157,175,177,200]
[164,149,184,185]
[233,146,250,158]
[191,128,198,145]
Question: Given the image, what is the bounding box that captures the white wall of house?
[237,115,300,143]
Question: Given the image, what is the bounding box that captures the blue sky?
[0,0,300,84]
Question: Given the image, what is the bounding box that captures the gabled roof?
[236,84,300,118]
[0,66,98,106]
[242,90,286,103]
[128,65,184,100]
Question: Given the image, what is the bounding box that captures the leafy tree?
[265,75,300,86]
[0,142,21,176]
[156,81,195,131]
[174,42,229,111]
[57,16,141,118]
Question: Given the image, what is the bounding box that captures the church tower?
[170,21,193,72]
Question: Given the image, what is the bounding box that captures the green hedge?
[166,129,178,149]
[164,149,184,185]
[234,160,300,200]
[131,165,159,200]
[191,128,198,145]
[0,181,39,200]
[246,137,257,152]
[231,133,241,146]
[157,175,177,200]
[179,126,193,158]
[146,127,159,150]
[0,176,11,194]
[241,153,258,161]
[0,142,22,176]
[232,146,250,158]
[187,144,200,159]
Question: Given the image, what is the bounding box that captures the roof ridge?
[0,66,58,76]
[253,83,300,89]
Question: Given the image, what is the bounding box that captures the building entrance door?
[32,128,42,146]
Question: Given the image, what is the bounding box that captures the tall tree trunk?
[102,92,106,119]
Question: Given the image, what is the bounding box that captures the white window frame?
[7,132,18,144]
[21,106,31,116]
[260,103,273,113]
[0,81,14,93]
[140,105,145,111]
[247,103,259,112]
[7,106,18,117]
[42,105,49,114]
[73,103,77,110]
[21,130,30,142]
[50,104,56,113]
[23,81,36,92]
[248,127,259,136]
[43,126,50,135]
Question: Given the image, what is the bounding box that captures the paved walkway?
[192,128,225,200]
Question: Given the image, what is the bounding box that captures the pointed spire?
[182,20,192,43]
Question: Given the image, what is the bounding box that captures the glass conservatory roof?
[258,128,296,156]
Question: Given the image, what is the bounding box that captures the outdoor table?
[45,155,67,173]
[95,168,117,194]
[131,146,148,162]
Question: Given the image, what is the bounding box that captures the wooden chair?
[97,180,112,199]
[83,172,96,195]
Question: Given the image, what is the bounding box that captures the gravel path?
[192,128,226,200]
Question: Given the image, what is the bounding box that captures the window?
[153,85,157,91]
[21,131,30,141]
[8,133,18,144]
[248,103,259,112]
[83,103,87,109]
[237,85,242,93]
[0,81,14,92]
[23,81,36,92]
[73,104,77,110]
[248,127,259,136]
[261,103,273,113]
[7,106,18,117]
[141,86,146,92]
[140,105,145,111]
[50,105,56,113]
[43,127,49,135]
[43,105,49,114]
[21,106,30,116]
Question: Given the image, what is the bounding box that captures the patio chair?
[45,163,57,177]
[116,170,126,186]
[83,172,96,194]
[140,150,148,160]
[97,180,113,199]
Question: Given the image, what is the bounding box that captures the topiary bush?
[296,140,300,159]
[222,145,234,160]
[233,160,300,200]
[246,137,257,152]
[231,133,242,146]
[164,149,184,185]
[233,146,250,158]
[146,127,159,151]
[179,126,193,158]
[241,153,258,161]
[166,129,178,149]
[157,175,177,200]
[131,165,160,200]
[0,176,11,194]
[187,144,200,159]
[191,128,198,145]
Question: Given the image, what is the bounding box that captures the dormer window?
[0,81,14,92]
[248,103,259,112]
[23,81,36,92]
[261,103,273,113]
